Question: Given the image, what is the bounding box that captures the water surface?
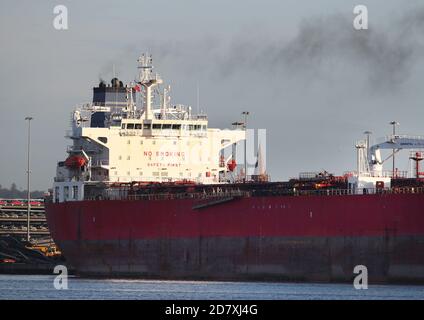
[0,275,423,300]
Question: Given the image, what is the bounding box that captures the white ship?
[53,54,246,203]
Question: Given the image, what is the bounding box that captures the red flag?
[133,84,141,92]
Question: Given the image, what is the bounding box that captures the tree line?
[0,183,46,199]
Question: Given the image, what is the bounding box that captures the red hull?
[46,193,424,282]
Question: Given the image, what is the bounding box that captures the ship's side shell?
[46,193,424,283]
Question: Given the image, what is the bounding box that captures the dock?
[0,200,72,274]
[0,202,49,237]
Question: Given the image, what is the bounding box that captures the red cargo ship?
[46,55,424,283]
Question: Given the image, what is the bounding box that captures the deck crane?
[368,135,424,177]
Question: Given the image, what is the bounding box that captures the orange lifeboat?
[227,159,237,172]
[65,155,86,169]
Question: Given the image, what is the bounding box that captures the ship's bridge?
[119,119,208,138]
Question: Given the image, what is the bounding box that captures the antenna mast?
[137,53,163,120]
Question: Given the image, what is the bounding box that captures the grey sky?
[1,0,424,190]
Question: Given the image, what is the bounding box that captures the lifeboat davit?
[65,155,86,169]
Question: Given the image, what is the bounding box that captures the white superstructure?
[53,54,245,202]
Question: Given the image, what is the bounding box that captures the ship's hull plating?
[46,193,424,283]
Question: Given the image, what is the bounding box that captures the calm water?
[0,275,423,300]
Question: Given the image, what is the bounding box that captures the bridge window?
[121,124,126,129]
[162,124,172,129]
[173,124,181,130]
[72,186,78,200]
[144,124,151,129]
[55,187,59,203]
[64,186,69,201]
[127,123,135,129]
[153,124,161,129]
[98,137,107,144]
[135,124,142,129]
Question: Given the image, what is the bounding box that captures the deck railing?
[292,187,424,196]
[86,189,249,201]
[85,186,424,201]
